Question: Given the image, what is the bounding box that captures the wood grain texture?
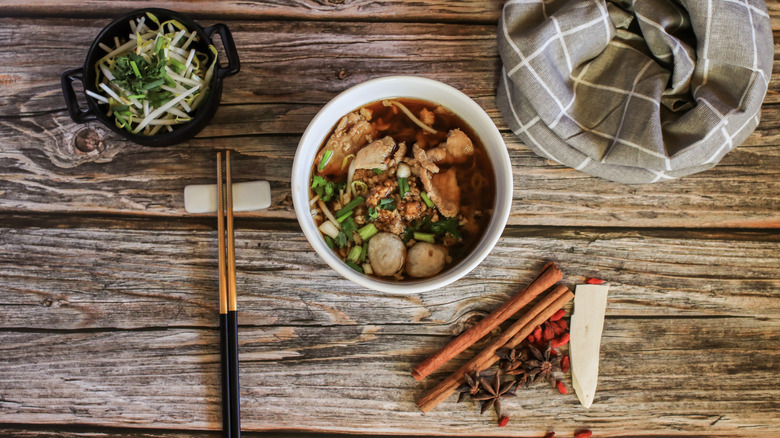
[1,3,779,437]
[2,223,778,332]
[0,319,778,436]
[0,18,778,227]
[0,1,505,23]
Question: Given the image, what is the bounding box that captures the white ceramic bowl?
[292,76,512,294]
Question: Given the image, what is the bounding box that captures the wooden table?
[1,2,778,437]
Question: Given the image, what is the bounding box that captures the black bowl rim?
[81,8,224,147]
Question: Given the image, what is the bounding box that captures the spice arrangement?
[413,262,602,432]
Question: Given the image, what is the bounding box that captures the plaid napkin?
[496,0,773,183]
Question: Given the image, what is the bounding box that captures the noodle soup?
[308,98,495,280]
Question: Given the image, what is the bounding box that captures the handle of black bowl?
[205,24,240,79]
[61,68,96,124]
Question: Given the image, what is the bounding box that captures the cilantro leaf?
[429,217,462,238]
[311,175,340,202]
[335,217,358,248]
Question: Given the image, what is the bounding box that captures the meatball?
[367,233,407,277]
[406,242,447,278]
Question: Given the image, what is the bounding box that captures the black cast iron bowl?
[61,8,240,147]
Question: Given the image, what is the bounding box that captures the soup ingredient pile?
[309,99,495,280]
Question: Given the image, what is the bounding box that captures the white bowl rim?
[292,75,513,294]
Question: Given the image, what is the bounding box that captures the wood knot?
[73,128,104,153]
[329,0,346,4]
[337,69,349,80]
[43,298,54,307]
[454,312,490,336]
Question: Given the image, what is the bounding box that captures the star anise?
[472,369,517,416]
[455,370,483,403]
[496,347,526,374]
[524,342,563,386]
[497,347,534,388]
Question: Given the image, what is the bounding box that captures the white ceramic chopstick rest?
[570,283,610,409]
[184,180,271,213]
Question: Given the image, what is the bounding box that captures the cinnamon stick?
[412,262,562,381]
[416,285,574,413]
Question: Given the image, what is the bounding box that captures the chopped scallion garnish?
[398,177,409,197]
[347,246,362,263]
[420,191,434,209]
[335,195,364,217]
[336,210,354,223]
[358,223,378,242]
[413,232,436,243]
[319,150,333,171]
[345,260,363,273]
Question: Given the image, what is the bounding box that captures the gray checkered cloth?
[497,0,773,183]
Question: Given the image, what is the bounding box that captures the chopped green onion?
[398,177,409,197]
[347,245,362,263]
[319,150,333,171]
[127,94,147,100]
[421,191,434,208]
[335,195,365,217]
[168,57,185,73]
[413,232,436,243]
[336,210,354,223]
[359,243,368,263]
[130,60,141,77]
[358,223,378,242]
[112,104,130,112]
[372,168,383,175]
[162,73,177,87]
[324,235,335,249]
[141,79,165,91]
[154,36,164,53]
[345,260,363,273]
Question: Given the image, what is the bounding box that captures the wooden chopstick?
[224,150,241,437]
[217,151,241,438]
[216,152,232,438]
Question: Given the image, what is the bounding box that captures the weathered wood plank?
[0,19,778,227]
[0,429,430,438]
[0,1,505,23]
[0,318,777,436]
[1,222,778,332]
[0,19,500,115]
[1,109,779,227]
[2,19,779,115]
[0,0,778,35]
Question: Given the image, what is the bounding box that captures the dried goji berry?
[542,324,554,342]
[557,319,568,331]
[585,278,604,284]
[533,325,542,340]
[574,430,592,438]
[561,355,570,373]
[550,309,566,321]
[551,320,566,336]
[556,380,567,394]
[527,333,536,343]
[551,333,570,348]
[498,416,509,427]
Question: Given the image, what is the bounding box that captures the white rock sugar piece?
[570,283,610,409]
[184,180,271,213]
